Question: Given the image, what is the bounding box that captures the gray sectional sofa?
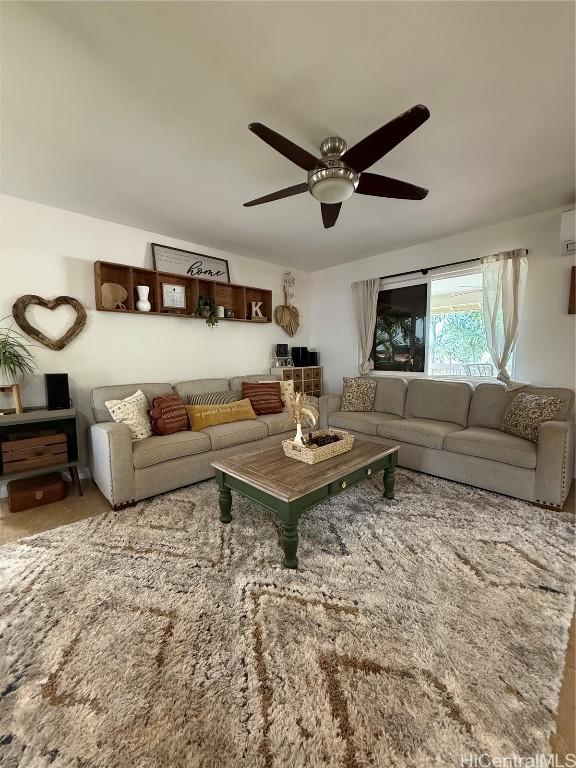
[320,377,574,508]
[89,373,574,511]
[89,374,309,509]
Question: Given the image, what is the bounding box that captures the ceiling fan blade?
[321,202,342,229]
[243,183,308,207]
[342,104,430,172]
[356,172,428,200]
[249,123,322,172]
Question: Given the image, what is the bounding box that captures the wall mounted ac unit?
[560,209,575,255]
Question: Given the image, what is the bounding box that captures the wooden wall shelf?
[94,261,273,323]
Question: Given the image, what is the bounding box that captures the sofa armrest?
[535,420,574,508]
[89,422,136,509]
[319,395,342,429]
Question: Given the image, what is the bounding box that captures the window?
[372,267,496,377]
[428,272,492,376]
[372,283,427,372]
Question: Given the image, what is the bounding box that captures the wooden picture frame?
[152,243,230,284]
[569,266,576,315]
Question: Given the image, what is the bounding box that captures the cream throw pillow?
[105,389,153,441]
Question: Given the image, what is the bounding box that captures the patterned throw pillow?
[501,392,565,443]
[341,377,377,412]
[105,389,153,441]
[186,398,257,431]
[260,379,295,414]
[242,381,283,415]
[149,392,188,436]
[186,391,239,406]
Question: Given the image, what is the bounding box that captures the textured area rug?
[1,470,575,768]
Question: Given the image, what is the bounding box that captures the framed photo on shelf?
[152,243,230,284]
[162,283,186,309]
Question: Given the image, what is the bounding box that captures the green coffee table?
[212,438,399,569]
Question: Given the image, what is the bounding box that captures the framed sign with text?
[152,243,230,284]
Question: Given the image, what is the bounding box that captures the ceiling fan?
[243,104,430,229]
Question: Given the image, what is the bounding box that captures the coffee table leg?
[383,462,395,500]
[281,521,299,569]
[219,485,233,523]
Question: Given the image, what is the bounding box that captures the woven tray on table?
[282,429,354,464]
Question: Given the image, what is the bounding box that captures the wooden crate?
[8,472,68,513]
[1,431,68,474]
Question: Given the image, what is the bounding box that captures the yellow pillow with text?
[186,398,257,431]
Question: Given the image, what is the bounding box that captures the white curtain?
[351,278,380,374]
[481,249,528,389]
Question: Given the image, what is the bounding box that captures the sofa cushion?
[405,379,473,427]
[201,419,268,450]
[377,418,464,449]
[373,377,407,416]
[468,383,516,429]
[92,383,172,423]
[469,382,575,429]
[174,379,231,401]
[328,411,402,436]
[444,427,537,469]
[133,430,211,469]
[257,413,295,437]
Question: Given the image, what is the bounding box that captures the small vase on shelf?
[136,285,151,312]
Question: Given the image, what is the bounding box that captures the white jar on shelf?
[136,285,151,312]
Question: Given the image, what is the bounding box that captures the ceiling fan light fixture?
[308,165,359,204]
[310,177,355,204]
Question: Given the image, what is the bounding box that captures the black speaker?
[307,351,319,366]
[291,346,308,366]
[45,373,70,410]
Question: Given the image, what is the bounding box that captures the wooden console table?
[0,408,82,496]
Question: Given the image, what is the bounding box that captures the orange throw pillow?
[186,398,257,431]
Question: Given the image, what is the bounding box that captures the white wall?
[2,197,575,476]
[309,207,576,395]
[0,195,310,463]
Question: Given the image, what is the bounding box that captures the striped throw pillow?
[242,381,283,415]
[149,393,188,435]
[186,391,239,406]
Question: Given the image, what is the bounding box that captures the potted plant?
[0,320,36,386]
[194,296,218,327]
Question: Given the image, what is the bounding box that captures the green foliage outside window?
[430,311,489,364]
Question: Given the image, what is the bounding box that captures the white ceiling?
[1,2,574,272]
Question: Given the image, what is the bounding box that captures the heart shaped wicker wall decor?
[12,295,87,351]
